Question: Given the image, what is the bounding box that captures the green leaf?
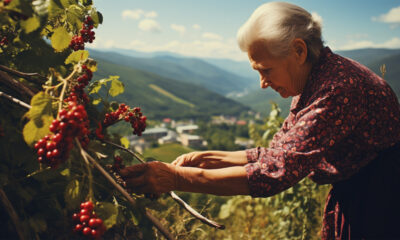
[65,50,89,65]
[120,137,130,149]
[60,168,70,177]
[92,98,101,105]
[96,202,118,229]
[60,0,76,8]
[51,27,72,52]
[64,179,81,210]
[21,16,40,34]
[109,76,124,97]
[66,5,84,30]
[89,8,102,27]
[26,92,53,120]
[23,115,53,146]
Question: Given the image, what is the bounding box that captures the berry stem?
[74,139,175,240]
[75,138,94,201]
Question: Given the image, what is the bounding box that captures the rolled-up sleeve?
[245,87,364,197]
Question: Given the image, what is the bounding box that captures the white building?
[176,125,198,134]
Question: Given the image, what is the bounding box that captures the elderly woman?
[120,2,400,239]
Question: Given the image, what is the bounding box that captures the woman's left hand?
[119,161,177,195]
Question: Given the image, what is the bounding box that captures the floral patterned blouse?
[245,47,400,197]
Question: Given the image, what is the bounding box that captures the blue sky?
[91,0,400,61]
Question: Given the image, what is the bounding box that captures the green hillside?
[90,50,253,95]
[93,59,251,120]
[143,143,194,163]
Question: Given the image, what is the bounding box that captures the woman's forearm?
[175,165,250,196]
[200,150,249,168]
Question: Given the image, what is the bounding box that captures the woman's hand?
[172,150,248,169]
[119,161,177,195]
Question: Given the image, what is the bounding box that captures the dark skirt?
[321,143,400,240]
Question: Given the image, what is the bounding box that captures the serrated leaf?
[23,115,53,146]
[120,137,130,148]
[21,16,40,34]
[64,179,81,210]
[96,202,118,229]
[65,50,89,65]
[51,27,72,52]
[109,76,124,97]
[66,5,84,30]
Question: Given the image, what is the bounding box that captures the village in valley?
[128,115,256,154]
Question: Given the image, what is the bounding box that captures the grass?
[143,143,195,163]
[148,84,195,108]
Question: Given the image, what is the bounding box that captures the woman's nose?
[260,76,270,89]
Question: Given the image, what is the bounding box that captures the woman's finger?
[124,174,147,189]
[119,163,148,178]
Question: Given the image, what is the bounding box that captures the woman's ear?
[291,38,308,64]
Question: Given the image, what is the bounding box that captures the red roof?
[236,120,247,125]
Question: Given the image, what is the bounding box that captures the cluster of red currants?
[72,201,106,239]
[0,36,8,46]
[34,101,90,168]
[65,65,93,105]
[3,0,11,6]
[100,103,147,137]
[69,16,95,51]
[113,155,125,170]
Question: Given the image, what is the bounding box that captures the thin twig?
[0,91,31,109]
[0,188,25,240]
[0,64,47,83]
[75,139,175,240]
[100,138,226,229]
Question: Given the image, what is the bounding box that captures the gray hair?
[237,2,323,63]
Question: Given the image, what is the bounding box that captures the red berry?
[80,214,90,223]
[74,224,83,232]
[80,208,90,216]
[72,213,80,222]
[82,227,91,236]
[83,201,94,212]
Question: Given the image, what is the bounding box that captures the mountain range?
[90,47,400,119]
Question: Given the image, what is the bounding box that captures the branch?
[0,91,31,109]
[100,138,225,230]
[0,188,25,240]
[0,64,47,84]
[75,139,175,240]
[0,70,36,97]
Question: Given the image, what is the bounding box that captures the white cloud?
[138,19,161,32]
[127,37,247,61]
[122,9,144,20]
[145,11,158,18]
[192,24,201,30]
[338,37,400,50]
[372,6,400,24]
[122,9,158,20]
[202,32,223,41]
[170,24,186,35]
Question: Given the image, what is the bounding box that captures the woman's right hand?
[171,151,248,169]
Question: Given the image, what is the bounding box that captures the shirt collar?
[290,47,332,114]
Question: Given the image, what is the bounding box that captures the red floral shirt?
[245,47,400,197]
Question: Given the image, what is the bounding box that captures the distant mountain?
[90,49,256,95]
[336,48,400,66]
[93,58,251,120]
[366,53,400,94]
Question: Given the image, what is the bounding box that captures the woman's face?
[248,40,305,98]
